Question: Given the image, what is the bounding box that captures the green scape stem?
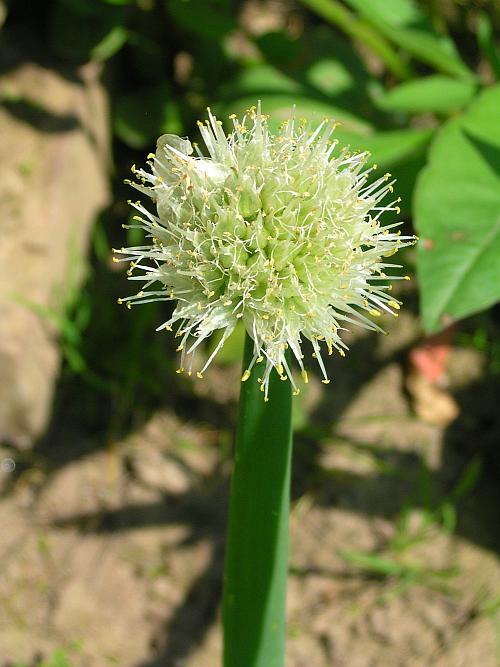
[222,333,293,667]
[299,0,412,80]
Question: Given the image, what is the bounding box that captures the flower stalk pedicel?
[116,104,414,667]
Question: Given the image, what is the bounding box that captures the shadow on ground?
[7,314,497,666]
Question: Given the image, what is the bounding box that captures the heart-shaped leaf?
[415,84,500,332]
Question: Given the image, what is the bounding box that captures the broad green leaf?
[221,30,377,132]
[219,65,371,134]
[220,64,302,97]
[415,84,500,333]
[344,0,473,79]
[219,92,372,134]
[335,127,433,168]
[377,76,477,114]
[389,28,473,80]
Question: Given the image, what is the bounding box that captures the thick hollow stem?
[222,333,293,667]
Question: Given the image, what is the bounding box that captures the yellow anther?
[302,370,309,384]
[322,379,331,384]
[369,309,381,317]
[176,368,184,374]
[241,370,251,382]
[388,300,400,309]
[197,372,204,379]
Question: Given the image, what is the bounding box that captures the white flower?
[115,104,415,399]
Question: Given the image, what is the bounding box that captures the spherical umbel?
[115,104,415,399]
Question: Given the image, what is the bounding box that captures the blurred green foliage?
[1,6,499,661]
[3,0,500,408]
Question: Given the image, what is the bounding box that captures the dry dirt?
[1,315,500,667]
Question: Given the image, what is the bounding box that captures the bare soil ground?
[1,310,500,667]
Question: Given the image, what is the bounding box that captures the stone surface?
[0,59,110,447]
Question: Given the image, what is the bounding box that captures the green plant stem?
[222,333,293,667]
[299,0,411,80]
